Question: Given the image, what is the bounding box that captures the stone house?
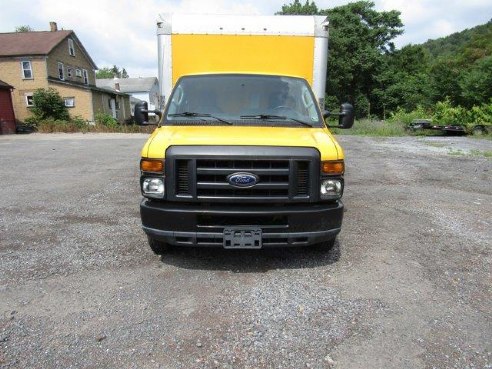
[0,22,131,124]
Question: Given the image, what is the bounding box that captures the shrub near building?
[25,88,69,125]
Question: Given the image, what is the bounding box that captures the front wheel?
[147,236,169,254]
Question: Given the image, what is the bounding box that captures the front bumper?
[141,200,343,248]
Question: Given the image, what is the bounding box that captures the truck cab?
[136,15,354,253]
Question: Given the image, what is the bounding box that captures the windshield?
[165,74,322,127]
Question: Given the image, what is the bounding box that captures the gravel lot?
[0,133,491,369]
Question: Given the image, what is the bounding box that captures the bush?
[31,88,70,121]
[388,99,492,130]
[467,102,492,126]
[95,112,118,128]
[70,116,89,129]
[387,105,429,125]
[36,119,86,133]
[433,98,467,125]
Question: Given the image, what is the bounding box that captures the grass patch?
[331,119,406,137]
[34,119,155,134]
[470,149,492,158]
[423,141,447,148]
[448,148,465,156]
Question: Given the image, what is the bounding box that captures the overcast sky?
[0,0,490,78]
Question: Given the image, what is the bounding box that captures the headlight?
[142,177,165,198]
[320,179,343,200]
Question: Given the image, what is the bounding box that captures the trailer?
[407,119,489,136]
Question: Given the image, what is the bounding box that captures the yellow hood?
[142,125,344,161]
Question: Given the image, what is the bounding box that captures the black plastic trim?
[164,146,320,203]
[140,199,343,248]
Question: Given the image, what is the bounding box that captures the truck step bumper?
[140,200,343,248]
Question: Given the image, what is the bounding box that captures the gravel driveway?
[0,133,491,369]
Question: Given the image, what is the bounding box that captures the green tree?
[376,45,433,114]
[276,0,319,15]
[321,1,403,116]
[15,25,34,32]
[31,88,70,121]
[459,56,492,107]
[96,68,114,79]
[428,59,462,105]
[96,65,130,79]
[423,20,491,108]
[277,1,403,117]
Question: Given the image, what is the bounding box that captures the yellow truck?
[135,14,354,253]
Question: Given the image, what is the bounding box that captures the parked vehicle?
[135,14,354,253]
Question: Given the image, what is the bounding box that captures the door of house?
[0,89,16,134]
[110,98,116,119]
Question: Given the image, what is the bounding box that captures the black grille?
[196,159,290,199]
[297,161,309,196]
[166,146,319,203]
[176,160,190,195]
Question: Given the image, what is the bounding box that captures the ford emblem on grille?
[227,172,259,188]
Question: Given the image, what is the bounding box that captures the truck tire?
[147,236,169,254]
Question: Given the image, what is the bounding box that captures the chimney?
[49,22,58,32]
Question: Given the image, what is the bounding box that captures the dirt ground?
[0,133,490,369]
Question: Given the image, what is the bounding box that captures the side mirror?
[134,101,149,125]
[324,102,355,129]
[134,101,162,126]
[339,103,354,129]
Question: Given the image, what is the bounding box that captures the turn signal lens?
[321,160,344,175]
[141,159,164,173]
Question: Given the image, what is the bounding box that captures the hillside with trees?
[277,1,492,124]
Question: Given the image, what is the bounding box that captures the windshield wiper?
[240,114,313,127]
[168,112,233,125]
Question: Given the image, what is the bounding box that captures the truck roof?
[157,14,328,37]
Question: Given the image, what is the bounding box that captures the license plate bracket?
[223,228,262,249]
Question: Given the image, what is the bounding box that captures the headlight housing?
[142,177,165,198]
[320,178,343,200]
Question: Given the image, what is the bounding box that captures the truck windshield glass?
[165,75,321,127]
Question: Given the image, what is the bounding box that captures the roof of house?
[0,30,97,69]
[92,84,130,97]
[0,79,13,89]
[96,77,158,93]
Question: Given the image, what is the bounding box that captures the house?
[96,77,159,115]
[0,22,131,124]
[0,80,16,134]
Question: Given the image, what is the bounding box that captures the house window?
[115,100,120,109]
[68,39,75,56]
[64,97,75,107]
[25,93,34,107]
[82,69,89,84]
[67,67,73,78]
[58,62,64,80]
[75,69,82,77]
[21,61,33,79]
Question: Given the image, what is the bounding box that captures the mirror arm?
[140,109,162,125]
[323,111,345,128]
